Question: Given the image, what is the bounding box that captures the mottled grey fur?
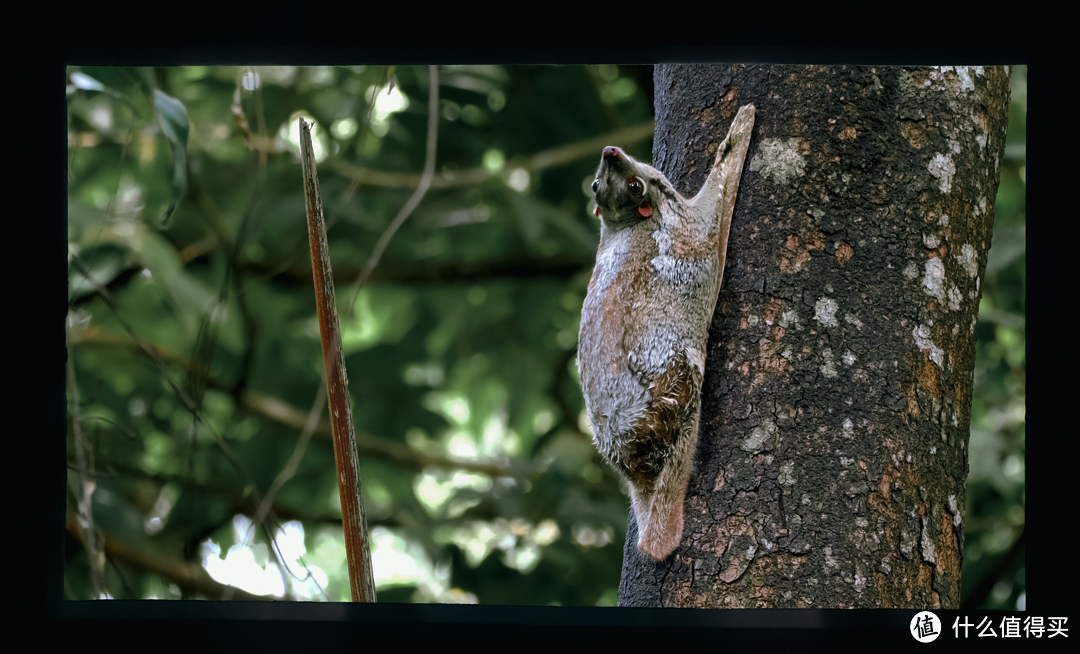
[578,105,756,560]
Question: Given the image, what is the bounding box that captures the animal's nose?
[603,146,622,160]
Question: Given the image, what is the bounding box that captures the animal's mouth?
[594,203,652,219]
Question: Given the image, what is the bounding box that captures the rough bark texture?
[618,64,1010,609]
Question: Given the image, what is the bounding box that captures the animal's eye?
[627,177,645,196]
[591,179,599,193]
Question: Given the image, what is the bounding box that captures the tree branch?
[327,120,654,190]
[71,331,513,477]
[301,113,376,603]
[65,510,271,601]
[245,256,589,286]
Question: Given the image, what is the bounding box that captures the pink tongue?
[638,205,653,218]
[594,206,602,217]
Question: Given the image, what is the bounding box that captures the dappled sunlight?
[339,286,419,354]
[414,467,493,518]
[200,516,329,600]
[571,522,614,550]
[434,517,561,573]
[370,527,477,603]
[201,515,286,598]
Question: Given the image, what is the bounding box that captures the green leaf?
[153,89,190,226]
[69,70,139,113]
[70,72,105,92]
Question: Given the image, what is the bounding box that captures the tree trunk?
[618,64,1010,609]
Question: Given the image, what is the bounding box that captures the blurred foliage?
[64,64,1022,608]
[65,63,653,604]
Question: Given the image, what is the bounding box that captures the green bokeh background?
[64,65,1025,608]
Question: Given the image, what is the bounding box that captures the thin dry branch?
[300,115,376,603]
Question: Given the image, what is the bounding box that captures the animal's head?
[591,146,664,231]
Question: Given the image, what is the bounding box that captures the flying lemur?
[577,104,755,561]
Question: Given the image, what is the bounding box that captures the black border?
[26,11,1054,648]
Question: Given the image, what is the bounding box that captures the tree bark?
[618,64,1010,609]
